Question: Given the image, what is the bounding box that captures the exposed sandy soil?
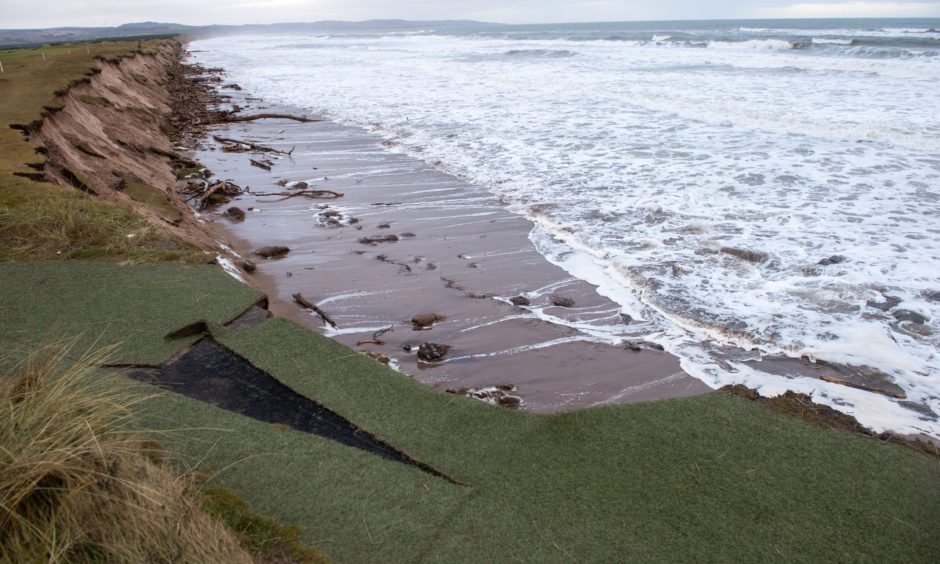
[30,44,218,252]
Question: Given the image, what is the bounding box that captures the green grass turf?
[2,261,937,562]
[0,261,263,365]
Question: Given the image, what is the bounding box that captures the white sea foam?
[812,37,854,45]
[708,39,796,50]
[191,28,940,438]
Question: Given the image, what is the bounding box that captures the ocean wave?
[504,48,576,58]
[652,34,672,42]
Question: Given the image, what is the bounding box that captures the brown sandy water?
[195,91,709,412]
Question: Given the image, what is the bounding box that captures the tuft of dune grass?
[0,343,253,564]
[0,183,203,262]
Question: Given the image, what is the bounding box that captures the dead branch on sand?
[215,113,322,124]
[357,326,393,346]
[249,158,272,170]
[212,135,294,156]
[292,293,337,328]
[195,181,243,209]
[254,189,344,201]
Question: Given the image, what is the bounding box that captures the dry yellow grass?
[0,343,253,563]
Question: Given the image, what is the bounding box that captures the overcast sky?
[1,0,939,28]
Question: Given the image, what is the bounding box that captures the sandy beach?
[196,89,709,411]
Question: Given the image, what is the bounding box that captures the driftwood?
[254,189,343,201]
[213,135,294,156]
[357,326,393,346]
[217,113,321,124]
[196,181,226,209]
[292,293,337,328]
[249,158,272,170]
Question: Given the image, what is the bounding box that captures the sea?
[190,18,940,439]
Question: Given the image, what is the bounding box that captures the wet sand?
[195,90,710,411]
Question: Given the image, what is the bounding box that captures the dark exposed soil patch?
[125,337,462,482]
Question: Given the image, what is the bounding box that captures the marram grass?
[0,342,252,563]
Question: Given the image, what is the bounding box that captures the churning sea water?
[191,18,940,438]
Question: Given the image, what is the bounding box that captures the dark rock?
[292,181,309,190]
[358,235,399,245]
[867,295,902,312]
[925,291,940,303]
[893,309,928,324]
[237,258,256,273]
[509,296,531,307]
[224,206,246,221]
[253,246,290,259]
[818,255,847,266]
[400,232,416,238]
[495,384,515,392]
[274,179,289,187]
[623,340,665,352]
[377,223,391,229]
[417,342,451,363]
[412,313,445,330]
[620,313,633,324]
[720,247,769,263]
[550,295,576,308]
[497,396,522,409]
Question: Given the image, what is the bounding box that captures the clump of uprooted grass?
[0,344,253,563]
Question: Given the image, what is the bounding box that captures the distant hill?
[0,20,499,48]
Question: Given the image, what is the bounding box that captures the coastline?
[197,85,710,411]
[3,37,939,563]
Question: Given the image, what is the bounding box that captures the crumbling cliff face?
[24,42,215,251]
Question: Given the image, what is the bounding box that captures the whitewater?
[191,18,940,439]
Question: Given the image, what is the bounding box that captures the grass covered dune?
[0,38,937,562]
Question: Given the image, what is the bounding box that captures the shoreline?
[4,37,939,563]
[195,83,711,411]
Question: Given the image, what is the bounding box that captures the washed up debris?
[550,295,576,308]
[224,206,246,221]
[292,292,337,328]
[357,326,394,346]
[237,258,256,273]
[509,296,530,307]
[720,246,770,263]
[623,340,665,352]
[359,235,399,245]
[412,313,445,330]
[253,246,290,259]
[249,158,273,170]
[209,112,321,125]
[361,350,392,366]
[213,135,294,156]
[255,189,343,201]
[191,180,244,209]
[446,384,522,409]
[417,342,450,363]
